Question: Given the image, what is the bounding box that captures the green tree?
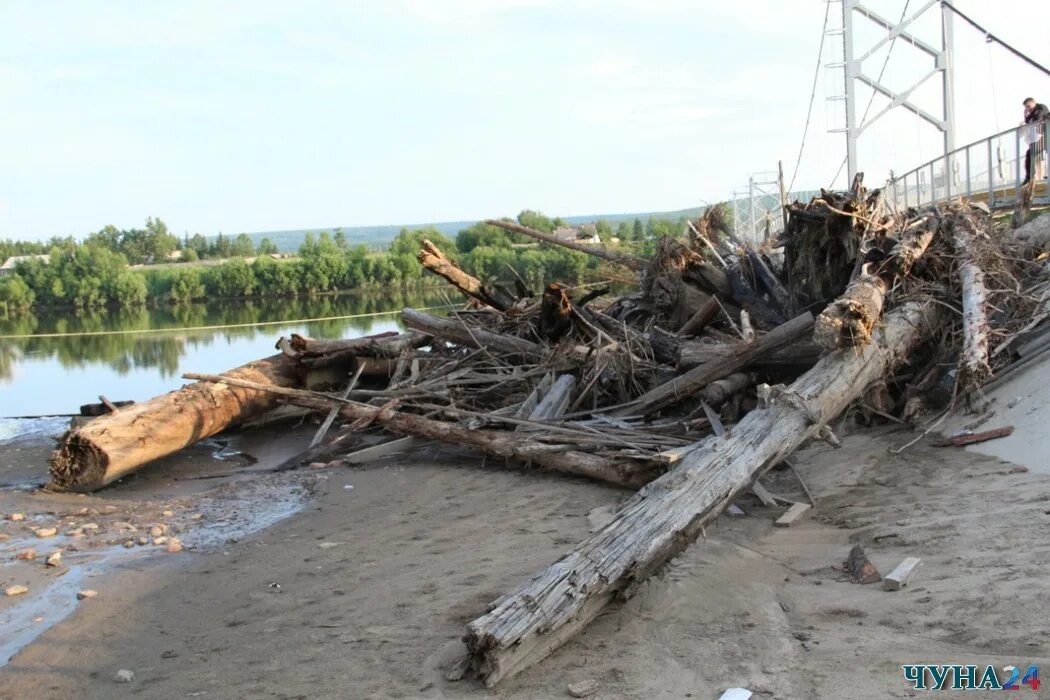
[517,210,555,233]
[232,233,255,257]
[632,218,644,241]
[257,237,279,255]
[181,246,199,262]
[334,229,348,249]
[168,268,206,303]
[188,233,209,258]
[0,275,35,312]
[210,259,256,297]
[388,227,454,257]
[110,271,148,306]
[456,222,509,254]
[252,255,298,296]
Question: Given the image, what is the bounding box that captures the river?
[0,289,450,422]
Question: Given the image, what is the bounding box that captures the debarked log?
[48,354,301,492]
[813,266,887,350]
[461,300,946,686]
[950,213,992,389]
[289,332,431,371]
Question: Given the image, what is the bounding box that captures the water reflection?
[0,289,451,416]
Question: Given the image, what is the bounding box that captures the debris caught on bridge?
[46,175,1049,685]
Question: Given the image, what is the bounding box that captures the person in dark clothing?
[1023,97,1049,185]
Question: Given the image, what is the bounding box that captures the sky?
[1,0,1047,241]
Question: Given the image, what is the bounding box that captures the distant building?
[552,224,600,245]
[0,254,49,277]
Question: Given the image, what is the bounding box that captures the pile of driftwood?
[47,175,1048,685]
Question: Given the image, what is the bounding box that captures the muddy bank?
[1,429,1048,699]
[0,418,321,667]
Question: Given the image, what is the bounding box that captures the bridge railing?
[884,121,1049,213]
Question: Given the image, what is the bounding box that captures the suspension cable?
[787,0,833,193]
[940,0,1050,77]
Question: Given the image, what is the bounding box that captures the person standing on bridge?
[1022,97,1049,185]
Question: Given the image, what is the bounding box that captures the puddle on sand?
[0,417,69,446]
[0,479,313,666]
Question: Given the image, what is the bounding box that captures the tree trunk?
[677,340,821,372]
[619,312,814,417]
[951,214,992,388]
[813,266,887,350]
[289,332,431,371]
[461,301,945,686]
[676,296,720,337]
[484,219,647,271]
[418,239,515,310]
[48,354,301,492]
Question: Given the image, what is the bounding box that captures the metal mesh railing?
[885,121,1049,212]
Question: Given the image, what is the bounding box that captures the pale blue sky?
[1,0,1047,241]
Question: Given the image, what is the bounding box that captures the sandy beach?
[2,404,1048,699]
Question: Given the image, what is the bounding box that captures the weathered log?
[188,373,656,488]
[745,247,791,314]
[461,301,945,686]
[886,215,937,277]
[527,374,575,421]
[813,265,887,350]
[618,312,814,416]
[48,354,301,492]
[699,372,755,408]
[289,332,431,371]
[484,219,647,271]
[950,213,992,389]
[677,339,822,371]
[401,308,545,360]
[333,403,656,488]
[418,239,515,310]
[676,295,720,337]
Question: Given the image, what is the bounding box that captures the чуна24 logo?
[902,664,1039,691]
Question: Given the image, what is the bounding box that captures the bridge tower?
[825,0,956,182]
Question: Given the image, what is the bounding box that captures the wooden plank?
[883,557,921,591]
[309,366,364,449]
[344,437,419,465]
[528,374,575,421]
[949,425,1014,447]
[774,502,811,527]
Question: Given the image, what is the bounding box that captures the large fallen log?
[484,219,648,271]
[181,374,659,488]
[418,239,515,310]
[677,339,822,372]
[950,212,992,389]
[814,214,938,351]
[813,265,887,349]
[618,311,814,417]
[48,354,301,492]
[287,332,431,371]
[461,300,945,686]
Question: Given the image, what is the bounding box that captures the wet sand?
[1,423,1049,698]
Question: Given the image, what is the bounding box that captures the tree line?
[0,210,687,315]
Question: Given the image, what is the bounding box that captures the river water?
[0,290,450,423]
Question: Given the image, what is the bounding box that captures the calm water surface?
[0,290,450,419]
